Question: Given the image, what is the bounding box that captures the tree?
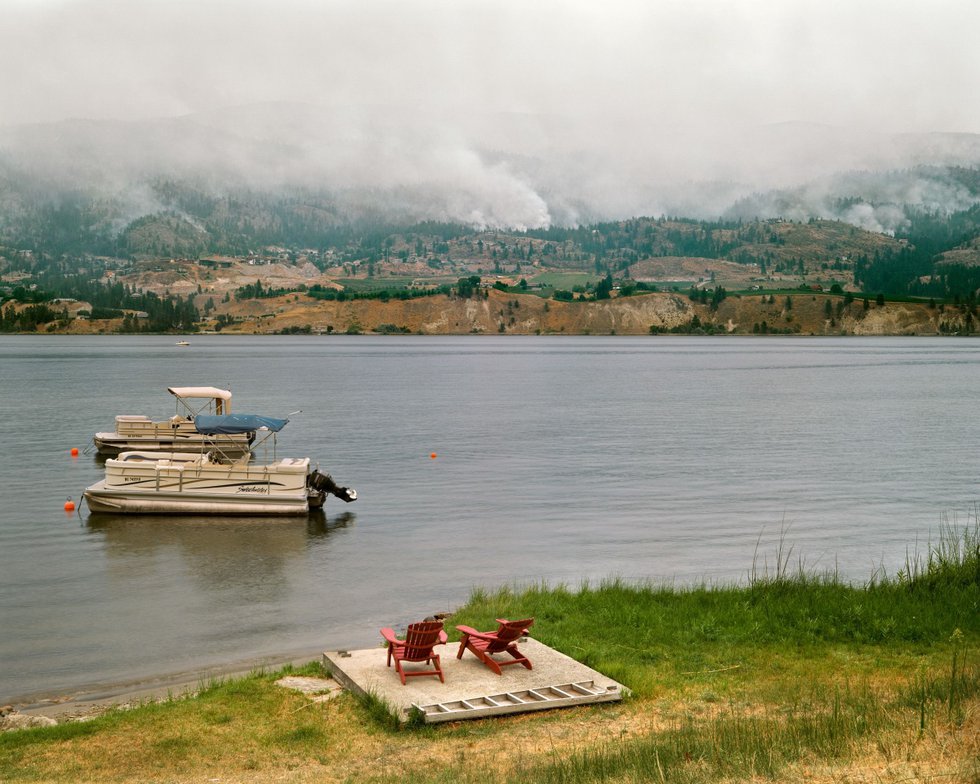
[455,275,482,299]
[595,273,613,300]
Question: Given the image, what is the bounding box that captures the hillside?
[3,109,980,248]
[88,217,905,293]
[48,287,954,337]
[5,207,980,336]
[222,290,952,337]
[3,112,980,317]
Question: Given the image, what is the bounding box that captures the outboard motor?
[307,470,358,503]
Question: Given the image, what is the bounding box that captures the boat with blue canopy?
[92,386,255,459]
[194,414,288,435]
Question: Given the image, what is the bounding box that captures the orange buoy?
[70,447,79,457]
[64,498,76,512]
[430,453,437,459]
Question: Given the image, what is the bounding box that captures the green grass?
[528,272,602,289]
[335,277,455,292]
[452,558,977,699]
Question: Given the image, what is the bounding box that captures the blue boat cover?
[194,414,288,435]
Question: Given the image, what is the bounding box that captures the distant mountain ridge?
[1,104,980,256]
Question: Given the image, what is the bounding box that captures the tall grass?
[896,512,980,591]
[900,627,979,729]
[453,521,979,659]
[528,689,888,784]
[358,689,405,732]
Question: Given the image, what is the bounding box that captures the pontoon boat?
[93,387,254,458]
[83,414,356,515]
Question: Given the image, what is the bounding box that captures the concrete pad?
[323,637,625,723]
[274,676,344,702]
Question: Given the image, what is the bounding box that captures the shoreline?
[3,570,976,783]
[8,647,327,721]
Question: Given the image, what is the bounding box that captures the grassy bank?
[1,526,977,783]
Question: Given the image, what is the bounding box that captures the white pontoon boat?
[93,387,254,458]
[83,414,356,515]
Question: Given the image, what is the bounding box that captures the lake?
[1,335,978,703]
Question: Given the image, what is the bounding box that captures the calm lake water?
[1,335,978,702]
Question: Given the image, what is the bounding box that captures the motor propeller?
[307,470,357,503]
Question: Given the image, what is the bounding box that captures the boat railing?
[114,415,198,437]
[210,426,278,465]
[171,388,233,419]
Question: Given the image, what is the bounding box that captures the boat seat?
[118,452,158,462]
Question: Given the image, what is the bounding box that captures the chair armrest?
[496,619,532,636]
[379,627,402,646]
[455,625,498,643]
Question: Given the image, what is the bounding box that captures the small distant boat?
[83,414,356,515]
[93,387,254,459]
[176,340,190,346]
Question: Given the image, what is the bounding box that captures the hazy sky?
[3,0,979,133]
[2,0,978,230]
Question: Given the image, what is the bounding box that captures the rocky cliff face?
[203,289,945,336]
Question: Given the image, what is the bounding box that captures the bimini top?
[168,386,233,401]
[194,414,288,435]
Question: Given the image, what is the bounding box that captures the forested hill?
[2,163,980,302]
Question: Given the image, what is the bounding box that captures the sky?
[2,0,978,132]
[1,0,979,229]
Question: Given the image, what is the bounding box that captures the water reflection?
[85,510,355,548]
[84,511,356,597]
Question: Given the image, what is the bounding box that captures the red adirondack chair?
[455,618,535,675]
[380,621,448,685]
